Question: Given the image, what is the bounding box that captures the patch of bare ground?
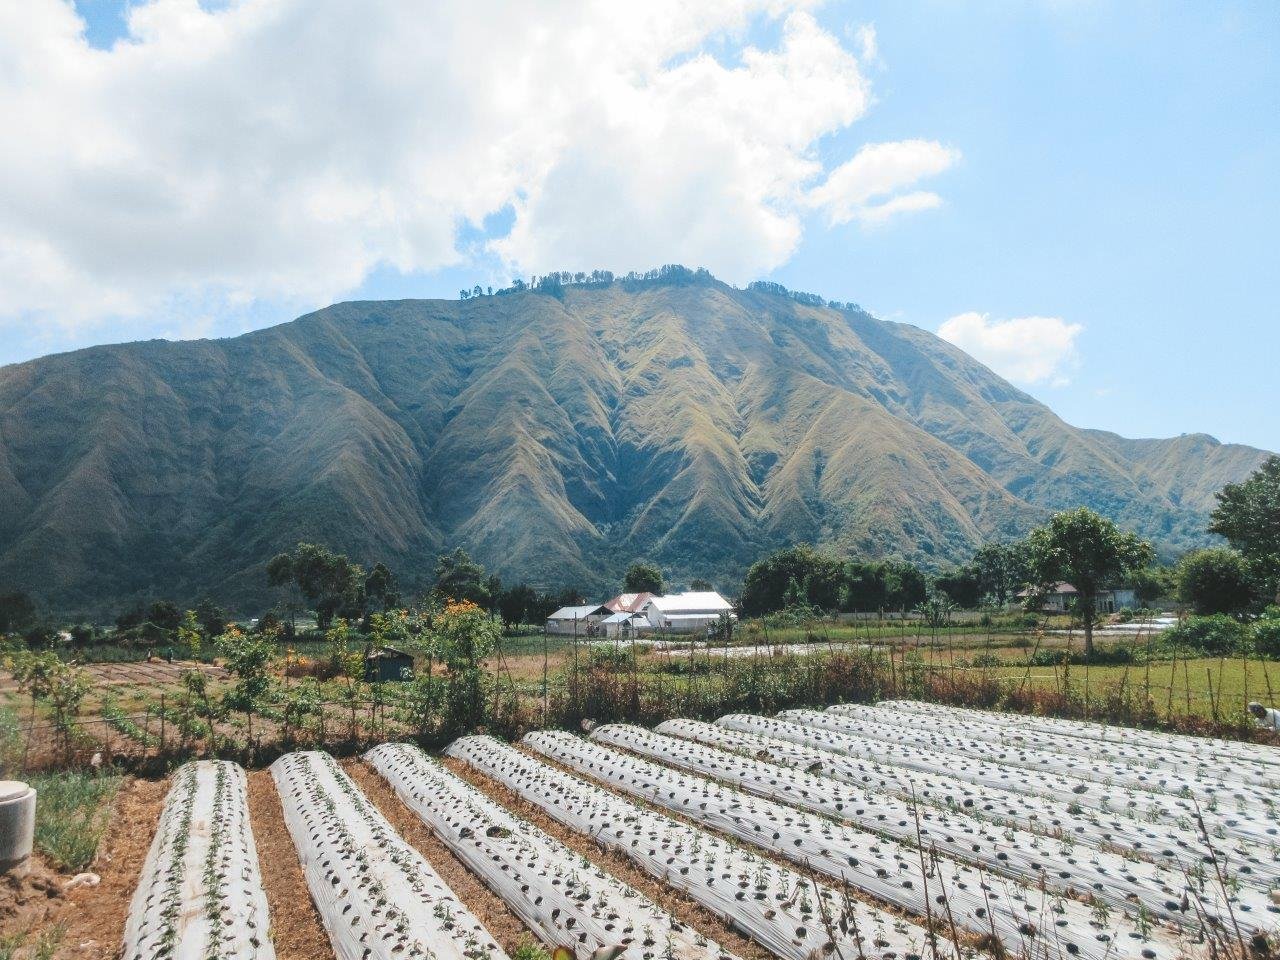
[243,768,331,960]
[342,757,540,956]
[439,755,776,960]
[31,775,168,959]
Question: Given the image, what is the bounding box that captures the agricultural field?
[4,700,1278,960]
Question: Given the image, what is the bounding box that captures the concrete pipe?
[0,780,36,874]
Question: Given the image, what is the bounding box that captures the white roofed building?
[637,591,735,635]
[545,603,608,636]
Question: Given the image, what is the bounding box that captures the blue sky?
[6,0,1278,451]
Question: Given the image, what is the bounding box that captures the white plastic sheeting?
[877,700,1280,771]
[773,710,1275,850]
[660,717,1280,893]
[820,704,1270,810]
[271,751,508,960]
[122,760,274,960]
[365,742,737,960]
[446,734,947,960]
[828,702,1280,791]
[593,722,1277,938]
[527,729,1188,960]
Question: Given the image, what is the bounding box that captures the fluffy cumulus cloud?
[937,312,1084,387]
[0,0,958,343]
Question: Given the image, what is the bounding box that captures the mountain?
[0,270,1269,614]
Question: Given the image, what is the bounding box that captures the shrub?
[1161,614,1248,656]
[1253,617,1280,659]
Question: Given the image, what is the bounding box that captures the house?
[1018,583,1138,614]
[600,610,647,638]
[637,591,735,635]
[602,592,656,614]
[545,604,609,636]
[364,646,414,683]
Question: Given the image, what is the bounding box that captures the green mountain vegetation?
[0,268,1270,614]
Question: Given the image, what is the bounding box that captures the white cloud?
[937,311,1083,387]
[808,139,960,225]
[0,0,955,343]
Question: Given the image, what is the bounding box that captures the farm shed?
[600,610,646,638]
[637,591,734,634]
[364,645,414,682]
[545,604,608,636]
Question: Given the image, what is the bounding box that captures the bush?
[1161,614,1248,656]
[1253,617,1280,659]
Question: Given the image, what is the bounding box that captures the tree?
[497,584,539,627]
[740,546,843,615]
[267,542,367,627]
[624,562,664,595]
[1176,548,1255,616]
[432,548,490,605]
[216,625,277,750]
[193,597,228,637]
[1023,508,1154,657]
[431,599,501,734]
[689,578,713,592]
[1126,565,1175,608]
[0,591,36,634]
[933,566,980,608]
[148,600,182,632]
[1210,456,1280,603]
[971,542,1026,606]
[364,562,400,612]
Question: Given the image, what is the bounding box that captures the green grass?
[28,770,122,872]
[0,926,65,960]
[982,655,1280,721]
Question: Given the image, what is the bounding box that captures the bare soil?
[244,768,331,960]
[24,775,168,959]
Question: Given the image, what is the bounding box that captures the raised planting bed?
[122,760,275,960]
[658,717,1280,893]
[816,705,1270,812]
[831,703,1280,791]
[271,750,508,960]
[595,722,1278,938]
[446,734,946,960]
[768,710,1276,851]
[527,729,1192,960]
[365,741,738,960]
[876,700,1280,770]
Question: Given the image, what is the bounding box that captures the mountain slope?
[0,274,1269,613]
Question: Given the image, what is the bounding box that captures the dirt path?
[440,755,775,960]
[343,757,542,956]
[244,768,331,960]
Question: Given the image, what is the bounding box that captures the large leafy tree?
[432,548,490,605]
[1210,455,1280,603]
[1023,507,1154,656]
[741,545,844,615]
[623,561,664,595]
[971,542,1027,606]
[1176,548,1255,615]
[267,542,366,627]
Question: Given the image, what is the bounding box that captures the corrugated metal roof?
[646,591,733,614]
[603,592,655,612]
[547,604,607,621]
